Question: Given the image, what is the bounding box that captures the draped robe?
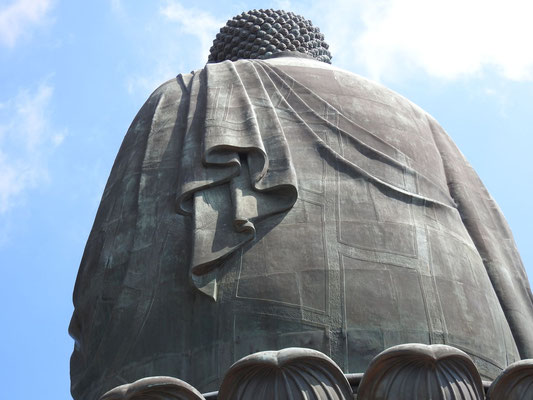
[70,54,533,400]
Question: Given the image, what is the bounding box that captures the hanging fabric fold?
[176,61,298,300]
[256,61,457,209]
[175,58,459,300]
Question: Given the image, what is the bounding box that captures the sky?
[1,0,532,399]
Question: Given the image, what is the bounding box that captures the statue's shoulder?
[147,69,200,103]
[265,57,442,128]
[129,69,202,126]
[122,70,201,143]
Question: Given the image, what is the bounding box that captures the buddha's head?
[208,9,332,64]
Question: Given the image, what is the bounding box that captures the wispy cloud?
[109,0,123,13]
[0,82,65,213]
[160,1,222,65]
[313,0,533,82]
[273,0,293,10]
[116,1,222,97]
[0,0,53,47]
[126,61,179,96]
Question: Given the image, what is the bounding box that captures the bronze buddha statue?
[69,9,533,400]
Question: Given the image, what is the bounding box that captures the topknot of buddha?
[208,9,332,64]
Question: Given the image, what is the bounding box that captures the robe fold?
[70,55,533,400]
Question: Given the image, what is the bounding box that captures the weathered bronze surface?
[487,359,533,400]
[217,347,353,400]
[357,344,484,400]
[100,376,206,400]
[98,344,533,400]
[207,10,332,63]
[70,10,533,400]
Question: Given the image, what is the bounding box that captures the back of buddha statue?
[69,9,533,400]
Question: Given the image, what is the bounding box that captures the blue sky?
[1,1,532,399]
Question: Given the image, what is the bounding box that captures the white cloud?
[0,0,53,47]
[0,82,65,213]
[110,1,221,97]
[313,0,533,82]
[160,1,222,65]
[110,0,123,13]
[126,61,179,97]
[273,0,293,10]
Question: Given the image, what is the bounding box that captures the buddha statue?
[69,9,533,400]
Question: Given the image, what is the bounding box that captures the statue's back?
[70,11,533,400]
